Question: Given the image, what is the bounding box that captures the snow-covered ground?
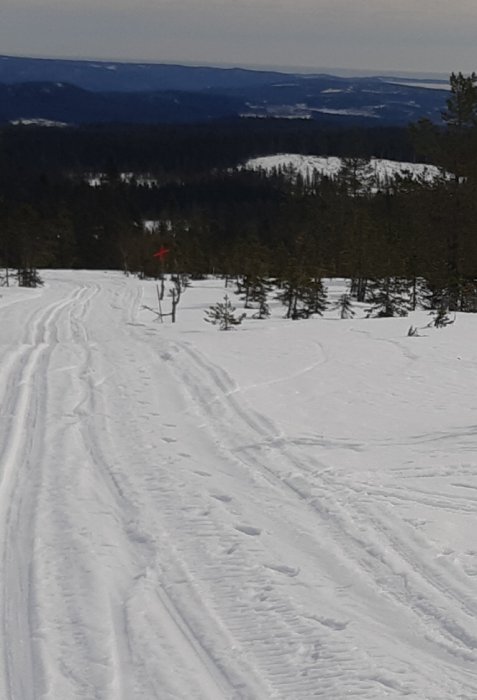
[9,119,69,128]
[245,154,443,185]
[85,156,443,190]
[1,271,477,699]
[87,173,158,188]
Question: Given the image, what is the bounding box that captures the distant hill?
[0,55,450,126]
[0,56,300,92]
[0,82,243,125]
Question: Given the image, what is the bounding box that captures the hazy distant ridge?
[0,55,449,125]
[0,55,298,92]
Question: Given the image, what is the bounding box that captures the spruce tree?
[338,157,375,197]
[301,277,328,317]
[17,267,43,288]
[366,277,410,318]
[277,274,327,319]
[250,279,271,319]
[459,279,477,312]
[442,72,477,131]
[332,293,355,319]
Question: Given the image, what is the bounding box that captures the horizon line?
[0,52,451,82]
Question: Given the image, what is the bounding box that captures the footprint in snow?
[264,563,299,577]
[234,524,262,537]
[307,614,349,631]
[211,494,232,503]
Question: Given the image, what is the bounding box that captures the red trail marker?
[153,246,170,260]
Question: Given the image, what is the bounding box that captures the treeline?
[1,75,477,317]
[0,119,415,178]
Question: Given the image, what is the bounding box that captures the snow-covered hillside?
[245,154,443,185]
[1,271,477,699]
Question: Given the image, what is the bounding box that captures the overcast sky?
[1,0,476,75]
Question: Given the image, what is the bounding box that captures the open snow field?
[1,270,477,699]
[245,155,443,185]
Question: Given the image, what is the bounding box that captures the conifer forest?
[2,73,477,317]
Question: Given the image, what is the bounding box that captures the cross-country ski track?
[1,270,477,699]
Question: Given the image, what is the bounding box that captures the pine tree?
[420,278,477,313]
[350,277,368,303]
[366,277,410,318]
[301,277,328,316]
[250,280,271,319]
[332,292,355,319]
[460,279,477,312]
[17,267,43,288]
[338,157,375,197]
[277,274,327,319]
[276,278,300,319]
[442,72,477,131]
[204,294,246,330]
[237,274,272,309]
[236,275,255,308]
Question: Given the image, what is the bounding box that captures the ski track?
[0,283,92,699]
[0,271,477,698]
[162,336,477,698]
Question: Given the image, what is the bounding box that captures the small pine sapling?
[430,306,455,328]
[204,294,246,330]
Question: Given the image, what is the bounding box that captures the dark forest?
[1,73,477,316]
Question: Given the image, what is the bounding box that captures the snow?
[142,220,161,233]
[245,153,443,184]
[10,119,69,128]
[85,157,443,191]
[310,107,380,118]
[86,173,159,187]
[1,270,477,698]
[385,80,450,91]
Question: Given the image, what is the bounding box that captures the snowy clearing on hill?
[245,154,443,185]
[1,271,477,699]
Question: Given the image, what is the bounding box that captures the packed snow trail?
[1,272,477,699]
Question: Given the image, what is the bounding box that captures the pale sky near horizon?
[1,0,476,76]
